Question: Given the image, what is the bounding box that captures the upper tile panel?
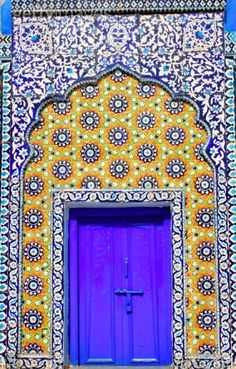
[96,15,140,74]
[12,0,226,12]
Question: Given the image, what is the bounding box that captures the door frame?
[68,206,172,366]
[65,366,174,369]
[51,189,185,368]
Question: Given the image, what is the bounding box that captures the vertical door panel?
[79,224,117,365]
[155,218,172,365]
[69,218,79,366]
[114,225,129,364]
[125,224,159,365]
[113,225,127,365]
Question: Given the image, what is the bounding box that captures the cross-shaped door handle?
[115,289,144,313]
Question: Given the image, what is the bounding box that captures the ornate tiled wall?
[22,72,215,356]
[0,1,235,367]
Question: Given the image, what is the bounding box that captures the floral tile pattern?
[96,16,140,74]
[20,22,53,54]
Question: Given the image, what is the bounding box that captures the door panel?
[79,224,118,365]
[154,218,172,366]
[69,207,172,366]
[127,224,159,365]
[113,225,128,365]
[69,218,79,366]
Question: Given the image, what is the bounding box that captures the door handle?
[114,289,144,314]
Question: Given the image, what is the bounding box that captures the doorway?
[68,207,172,367]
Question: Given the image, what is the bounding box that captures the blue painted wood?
[126,224,160,365]
[79,224,119,365]
[69,207,172,366]
[69,218,79,365]
[1,0,12,35]
[156,217,172,365]
[225,0,236,31]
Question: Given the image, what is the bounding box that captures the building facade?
[0,0,236,368]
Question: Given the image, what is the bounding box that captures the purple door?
[69,208,172,366]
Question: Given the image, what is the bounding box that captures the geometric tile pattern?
[0,35,11,60]
[22,73,216,356]
[225,31,236,57]
[11,0,226,12]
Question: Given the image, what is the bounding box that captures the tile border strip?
[11,0,226,13]
[0,61,11,367]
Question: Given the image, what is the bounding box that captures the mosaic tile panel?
[21,72,216,357]
[11,0,226,12]
[225,31,236,57]
[0,35,11,59]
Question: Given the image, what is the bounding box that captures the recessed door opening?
[68,207,172,367]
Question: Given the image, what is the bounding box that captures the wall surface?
[0,0,236,368]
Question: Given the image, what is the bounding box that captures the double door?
[69,207,172,366]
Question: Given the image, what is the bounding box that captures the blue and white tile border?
[11,0,226,13]
[0,61,11,368]
[225,57,236,362]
